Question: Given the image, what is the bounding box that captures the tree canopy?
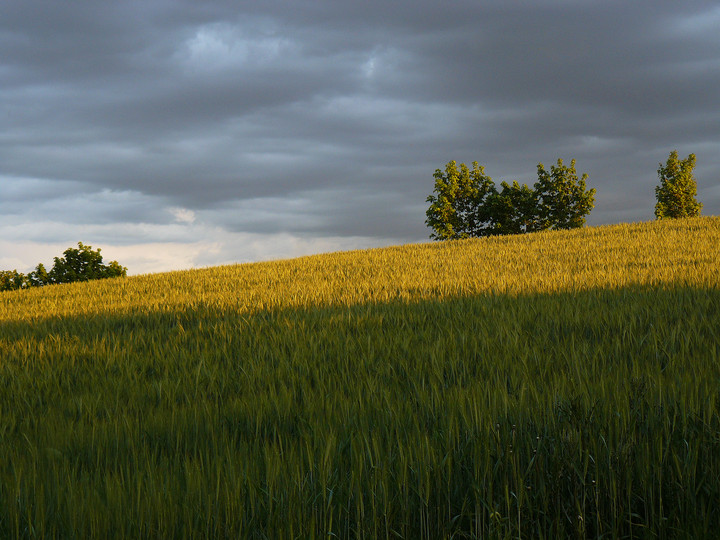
[426,158,595,240]
[655,150,702,219]
[47,242,126,284]
[0,242,127,292]
[424,161,495,240]
[534,159,595,231]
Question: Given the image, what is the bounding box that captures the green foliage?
[425,160,496,239]
[0,217,719,537]
[27,263,50,288]
[0,243,127,292]
[655,150,702,219]
[425,158,595,239]
[491,180,538,235]
[48,242,127,284]
[535,158,596,230]
[0,270,29,292]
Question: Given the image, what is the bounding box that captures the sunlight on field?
[2,216,718,322]
[0,217,719,538]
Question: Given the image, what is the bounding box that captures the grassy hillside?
[1,216,719,538]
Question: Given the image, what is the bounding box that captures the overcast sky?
[2,1,719,275]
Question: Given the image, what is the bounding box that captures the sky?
[2,1,719,275]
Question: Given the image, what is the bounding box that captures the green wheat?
[0,216,719,538]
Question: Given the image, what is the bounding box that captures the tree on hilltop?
[0,243,127,292]
[48,242,127,284]
[655,150,702,219]
[27,263,50,287]
[425,160,496,240]
[425,158,595,239]
[490,180,538,235]
[534,158,596,230]
[0,270,28,292]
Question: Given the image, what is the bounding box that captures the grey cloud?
[2,0,719,272]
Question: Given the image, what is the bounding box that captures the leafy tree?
[27,263,50,287]
[47,242,127,284]
[655,150,702,219]
[491,181,538,235]
[1,243,127,293]
[426,158,595,240]
[0,270,28,292]
[425,160,496,240]
[534,158,596,230]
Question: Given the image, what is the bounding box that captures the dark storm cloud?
[2,0,719,267]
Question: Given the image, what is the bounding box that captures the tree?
[0,270,28,292]
[0,243,127,293]
[534,158,596,230]
[490,181,538,235]
[47,242,127,284]
[655,150,702,219]
[27,263,50,288]
[425,158,595,240]
[425,160,496,240]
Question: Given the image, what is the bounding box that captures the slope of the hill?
[2,216,718,322]
[0,217,719,538]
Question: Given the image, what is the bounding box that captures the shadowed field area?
[1,217,719,538]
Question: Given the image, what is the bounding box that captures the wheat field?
[1,216,719,538]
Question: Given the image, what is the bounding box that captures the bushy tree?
[48,242,127,284]
[491,181,538,235]
[425,158,594,240]
[0,243,127,293]
[655,151,702,219]
[534,158,596,230]
[28,263,50,287]
[0,270,28,292]
[425,160,496,240]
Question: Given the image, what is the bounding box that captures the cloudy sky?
[2,1,719,275]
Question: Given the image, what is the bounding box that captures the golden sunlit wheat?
[1,217,719,538]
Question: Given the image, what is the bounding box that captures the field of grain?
[1,216,719,538]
